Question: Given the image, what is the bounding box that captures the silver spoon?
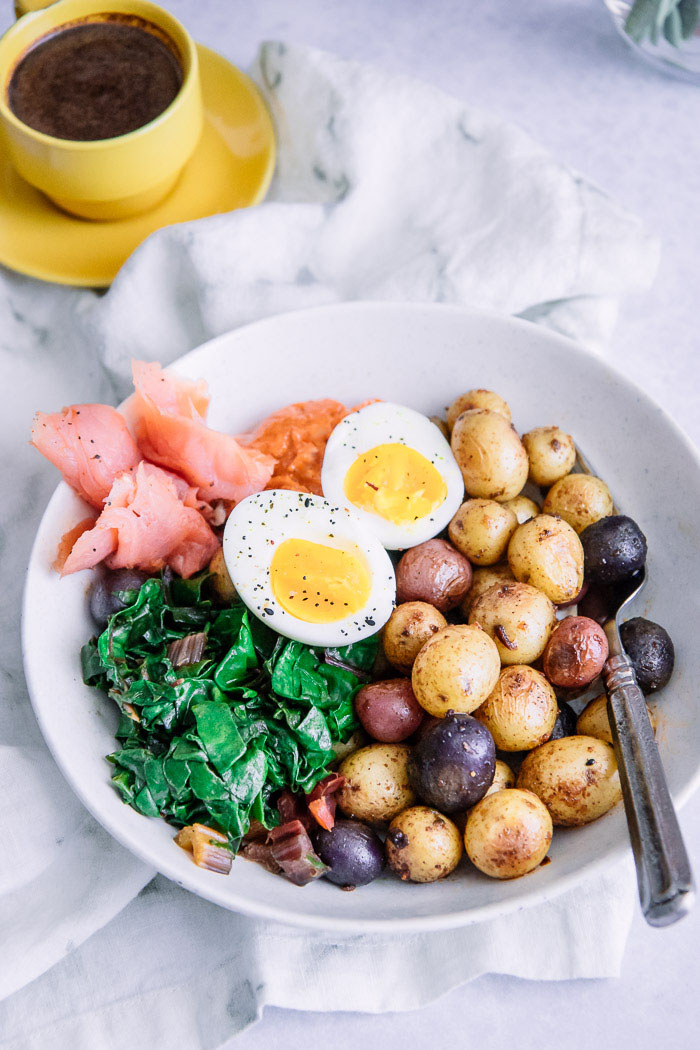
[575,446,695,926]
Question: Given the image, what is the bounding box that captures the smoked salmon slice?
[131,361,274,502]
[62,462,219,578]
[30,404,141,509]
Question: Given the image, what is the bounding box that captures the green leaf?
[81,640,105,685]
[84,572,369,852]
[213,612,258,689]
[193,701,246,774]
[325,635,379,673]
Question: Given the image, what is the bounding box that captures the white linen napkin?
[0,40,655,1046]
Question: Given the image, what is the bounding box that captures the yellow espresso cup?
[0,0,203,219]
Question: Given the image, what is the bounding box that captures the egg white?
[222,489,396,647]
[321,402,464,550]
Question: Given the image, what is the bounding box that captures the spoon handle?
[603,636,695,926]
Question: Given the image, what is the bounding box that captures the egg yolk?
[343,443,447,525]
[270,538,372,624]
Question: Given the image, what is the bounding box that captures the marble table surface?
[3,0,699,1047]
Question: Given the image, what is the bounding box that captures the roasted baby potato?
[386,806,463,882]
[382,601,447,674]
[408,711,496,812]
[448,498,518,566]
[543,473,613,534]
[502,495,541,525]
[542,616,609,690]
[516,736,622,826]
[337,744,416,825]
[446,389,512,431]
[208,547,237,603]
[451,409,529,503]
[395,538,472,612]
[430,415,450,440]
[576,693,657,744]
[508,514,584,605]
[459,563,514,618]
[468,581,557,665]
[474,665,558,751]
[355,679,425,743]
[486,759,516,797]
[465,788,553,879]
[331,729,367,765]
[411,624,501,717]
[522,426,575,487]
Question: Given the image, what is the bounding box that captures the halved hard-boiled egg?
[321,402,464,549]
[222,489,396,647]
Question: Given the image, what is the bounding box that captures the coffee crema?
[8,18,183,141]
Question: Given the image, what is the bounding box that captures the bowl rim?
[21,300,700,932]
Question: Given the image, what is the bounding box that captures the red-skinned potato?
[543,616,609,690]
[355,679,425,742]
[395,538,472,612]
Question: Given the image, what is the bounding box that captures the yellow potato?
[448,499,518,566]
[485,759,516,796]
[517,735,622,826]
[543,474,614,534]
[475,665,558,751]
[454,758,516,833]
[386,806,463,882]
[446,389,512,431]
[503,495,541,525]
[411,624,500,717]
[337,744,415,825]
[468,581,556,664]
[508,514,584,604]
[465,789,552,879]
[382,601,448,674]
[576,693,657,745]
[208,547,236,603]
[331,729,367,765]
[430,416,450,440]
[522,427,576,487]
[460,563,514,618]
[451,409,529,503]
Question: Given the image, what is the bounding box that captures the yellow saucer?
[0,45,276,287]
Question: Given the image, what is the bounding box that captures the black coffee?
[8,18,183,141]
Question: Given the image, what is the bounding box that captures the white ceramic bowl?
[22,303,700,932]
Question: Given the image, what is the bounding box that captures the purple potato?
[88,568,149,628]
[312,820,385,888]
[550,702,577,740]
[580,515,647,585]
[408,712,496,812]
[620,617,675,694]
